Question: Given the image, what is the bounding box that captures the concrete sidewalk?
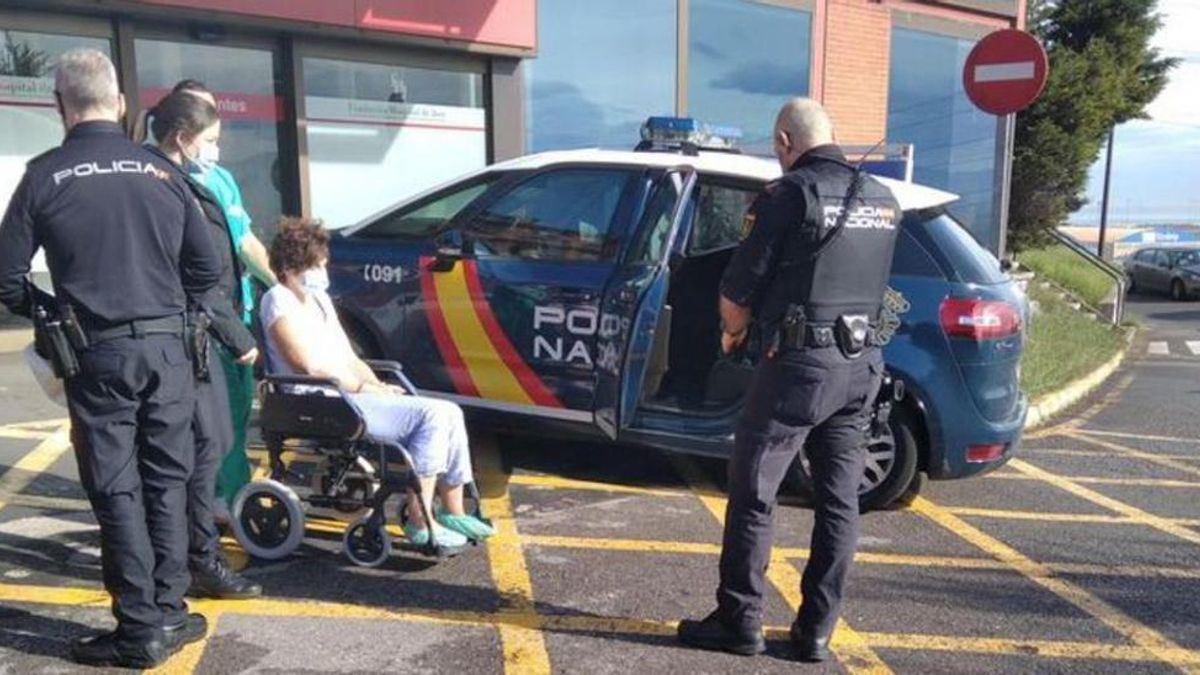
[0,311,32,355]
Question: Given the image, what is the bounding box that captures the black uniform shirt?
[720,145,849,311]
[0,121,220,323]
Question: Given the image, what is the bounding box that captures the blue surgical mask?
[301,267,330,295]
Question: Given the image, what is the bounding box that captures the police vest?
[773,157,901,324]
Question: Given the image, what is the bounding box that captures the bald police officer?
[678,98,900,662]
[0,50,219,668]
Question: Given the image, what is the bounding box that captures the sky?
[1070,0,1200,226]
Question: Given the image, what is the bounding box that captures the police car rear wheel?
[786,410,920,513]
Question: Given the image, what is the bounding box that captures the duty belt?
[85,315,187,344]
[780,321,878,351]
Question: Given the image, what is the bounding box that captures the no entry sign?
[963,29,1049,115]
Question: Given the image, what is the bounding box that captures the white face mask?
[191,142,220,173]
[300,267,330,295]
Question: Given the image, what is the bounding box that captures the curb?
[1023,327,1134,430]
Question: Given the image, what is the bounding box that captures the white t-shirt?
[259,285,357,385]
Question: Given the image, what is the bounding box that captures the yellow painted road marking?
[945,506,1200,527]
[669,455,892,674]
[476,438,551,675]
[524,534,723,556]
[0,417,71,430]
[988,473,1200,489]
[0,427,55,441]
[1009,459,1200,547]
[859,632,1188,662]
[1066,431,1200,480]
[1023,447,1200,462]
[0,425,72,513]
[911,496,1200,672]
[1075,428,1200,446]
[1059,373,1135,431]
[508,473,688,498]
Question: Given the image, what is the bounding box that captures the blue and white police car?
[326,118,1028,510]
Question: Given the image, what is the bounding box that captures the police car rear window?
[356,176,498,240]
[914,211,1006,284]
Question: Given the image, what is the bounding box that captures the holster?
[33,305,84,380]
[187,311,212,381]
[777,304,808,352]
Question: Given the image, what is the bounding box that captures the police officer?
[0,50,220,668]
[143,90,263,599]
[678,98,900,662]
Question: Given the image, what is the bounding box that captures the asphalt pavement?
[0,292,1196,674]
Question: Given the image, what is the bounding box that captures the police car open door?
[594,167,698,438]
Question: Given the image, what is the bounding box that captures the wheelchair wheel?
[231,479,306,561]
[343,516,392,568]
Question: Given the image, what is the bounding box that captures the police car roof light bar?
[635,116,743,155]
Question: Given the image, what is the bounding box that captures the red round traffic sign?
[963,29,1049,115]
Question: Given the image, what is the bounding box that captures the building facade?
[0,0,1024,253]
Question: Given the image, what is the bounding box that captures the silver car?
[1124,247,1200,300]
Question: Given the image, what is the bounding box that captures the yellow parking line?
[911,496,1200,672]
[1075,428,1200,446]
[507,473,688,498]
[0,424,72,513]
[669,455,892,675]
[476,439,552,675]
[988,473,1200,489]
[1008,459,1200,546]
[1052,561,1200,581]
[1066,431,1200,480]
[523,534,723,556]
[1060,373,1135,431]
[1023,447,1200,462]
[858,632,1182,663]
[0,427,55,441]
[947,506,1200,528]
[0,417,70,431]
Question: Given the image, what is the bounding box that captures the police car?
[326,118,1028,510]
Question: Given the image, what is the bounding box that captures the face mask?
[300,267,330,295]
[187,141,220,173]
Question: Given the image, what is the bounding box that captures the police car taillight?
[939,298,1022,341]
[637,116,742,152]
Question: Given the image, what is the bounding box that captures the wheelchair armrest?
[364,360,419,395]
[263,374,345,396]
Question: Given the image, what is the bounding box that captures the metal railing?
[1046,228,1126,325]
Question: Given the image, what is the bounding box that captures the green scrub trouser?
[216,349,254,506]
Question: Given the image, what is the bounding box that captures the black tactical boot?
[164,613,208,647]
[188,557,263,599]
[790,622,832,663]
[71,630,174,669]
[677,610,766,656]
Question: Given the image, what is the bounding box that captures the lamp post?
[1097,126,1115,259]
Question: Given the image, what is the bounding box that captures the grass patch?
[1018,245,1115,308]
[1020,284,1126,400]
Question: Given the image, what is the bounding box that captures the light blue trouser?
[346,394,473,486]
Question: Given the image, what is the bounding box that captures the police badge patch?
[876,286,911,346]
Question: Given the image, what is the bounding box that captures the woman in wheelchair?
[258,218,494,548]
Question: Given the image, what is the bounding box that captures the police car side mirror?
[430,245,464,273]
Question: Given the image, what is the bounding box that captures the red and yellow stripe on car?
[420,257,563,408]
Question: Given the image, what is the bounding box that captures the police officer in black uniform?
[143,89,263,600]
[678,98,900,662]
[0,49,219,668]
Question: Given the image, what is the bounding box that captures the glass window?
[688,0,811,154]
[356,175,498,240]
[689,181,757,254]
[136,39,286,238]
[888,26,999,250]
[303,57,486,229]
[0,28,111,284]
[1154,250,1171,267]
[469,169,634,261]
[919,212,1004,284]
[525,0,676,152]
[1174,250,1199,267]
[628,175,681,264]
[891,227,943,278]
[1133,249,1150,262]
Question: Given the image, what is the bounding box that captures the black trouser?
[189,346,232,569]
[66,334,195,640]
[716,346,883,638]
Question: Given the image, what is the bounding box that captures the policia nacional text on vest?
[680,143,901,661]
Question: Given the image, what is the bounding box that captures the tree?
[1008,0,1177,250]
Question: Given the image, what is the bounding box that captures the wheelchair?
[230,360,488,568]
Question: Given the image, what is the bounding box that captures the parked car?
[1124,247,1200,301]
[325,119,1028,510]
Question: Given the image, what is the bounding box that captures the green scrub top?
[192,164,255,324]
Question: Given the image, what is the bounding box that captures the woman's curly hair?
[268,217,329,279]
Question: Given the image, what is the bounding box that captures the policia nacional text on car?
[678,98,901,662]
[0,50,219,668]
